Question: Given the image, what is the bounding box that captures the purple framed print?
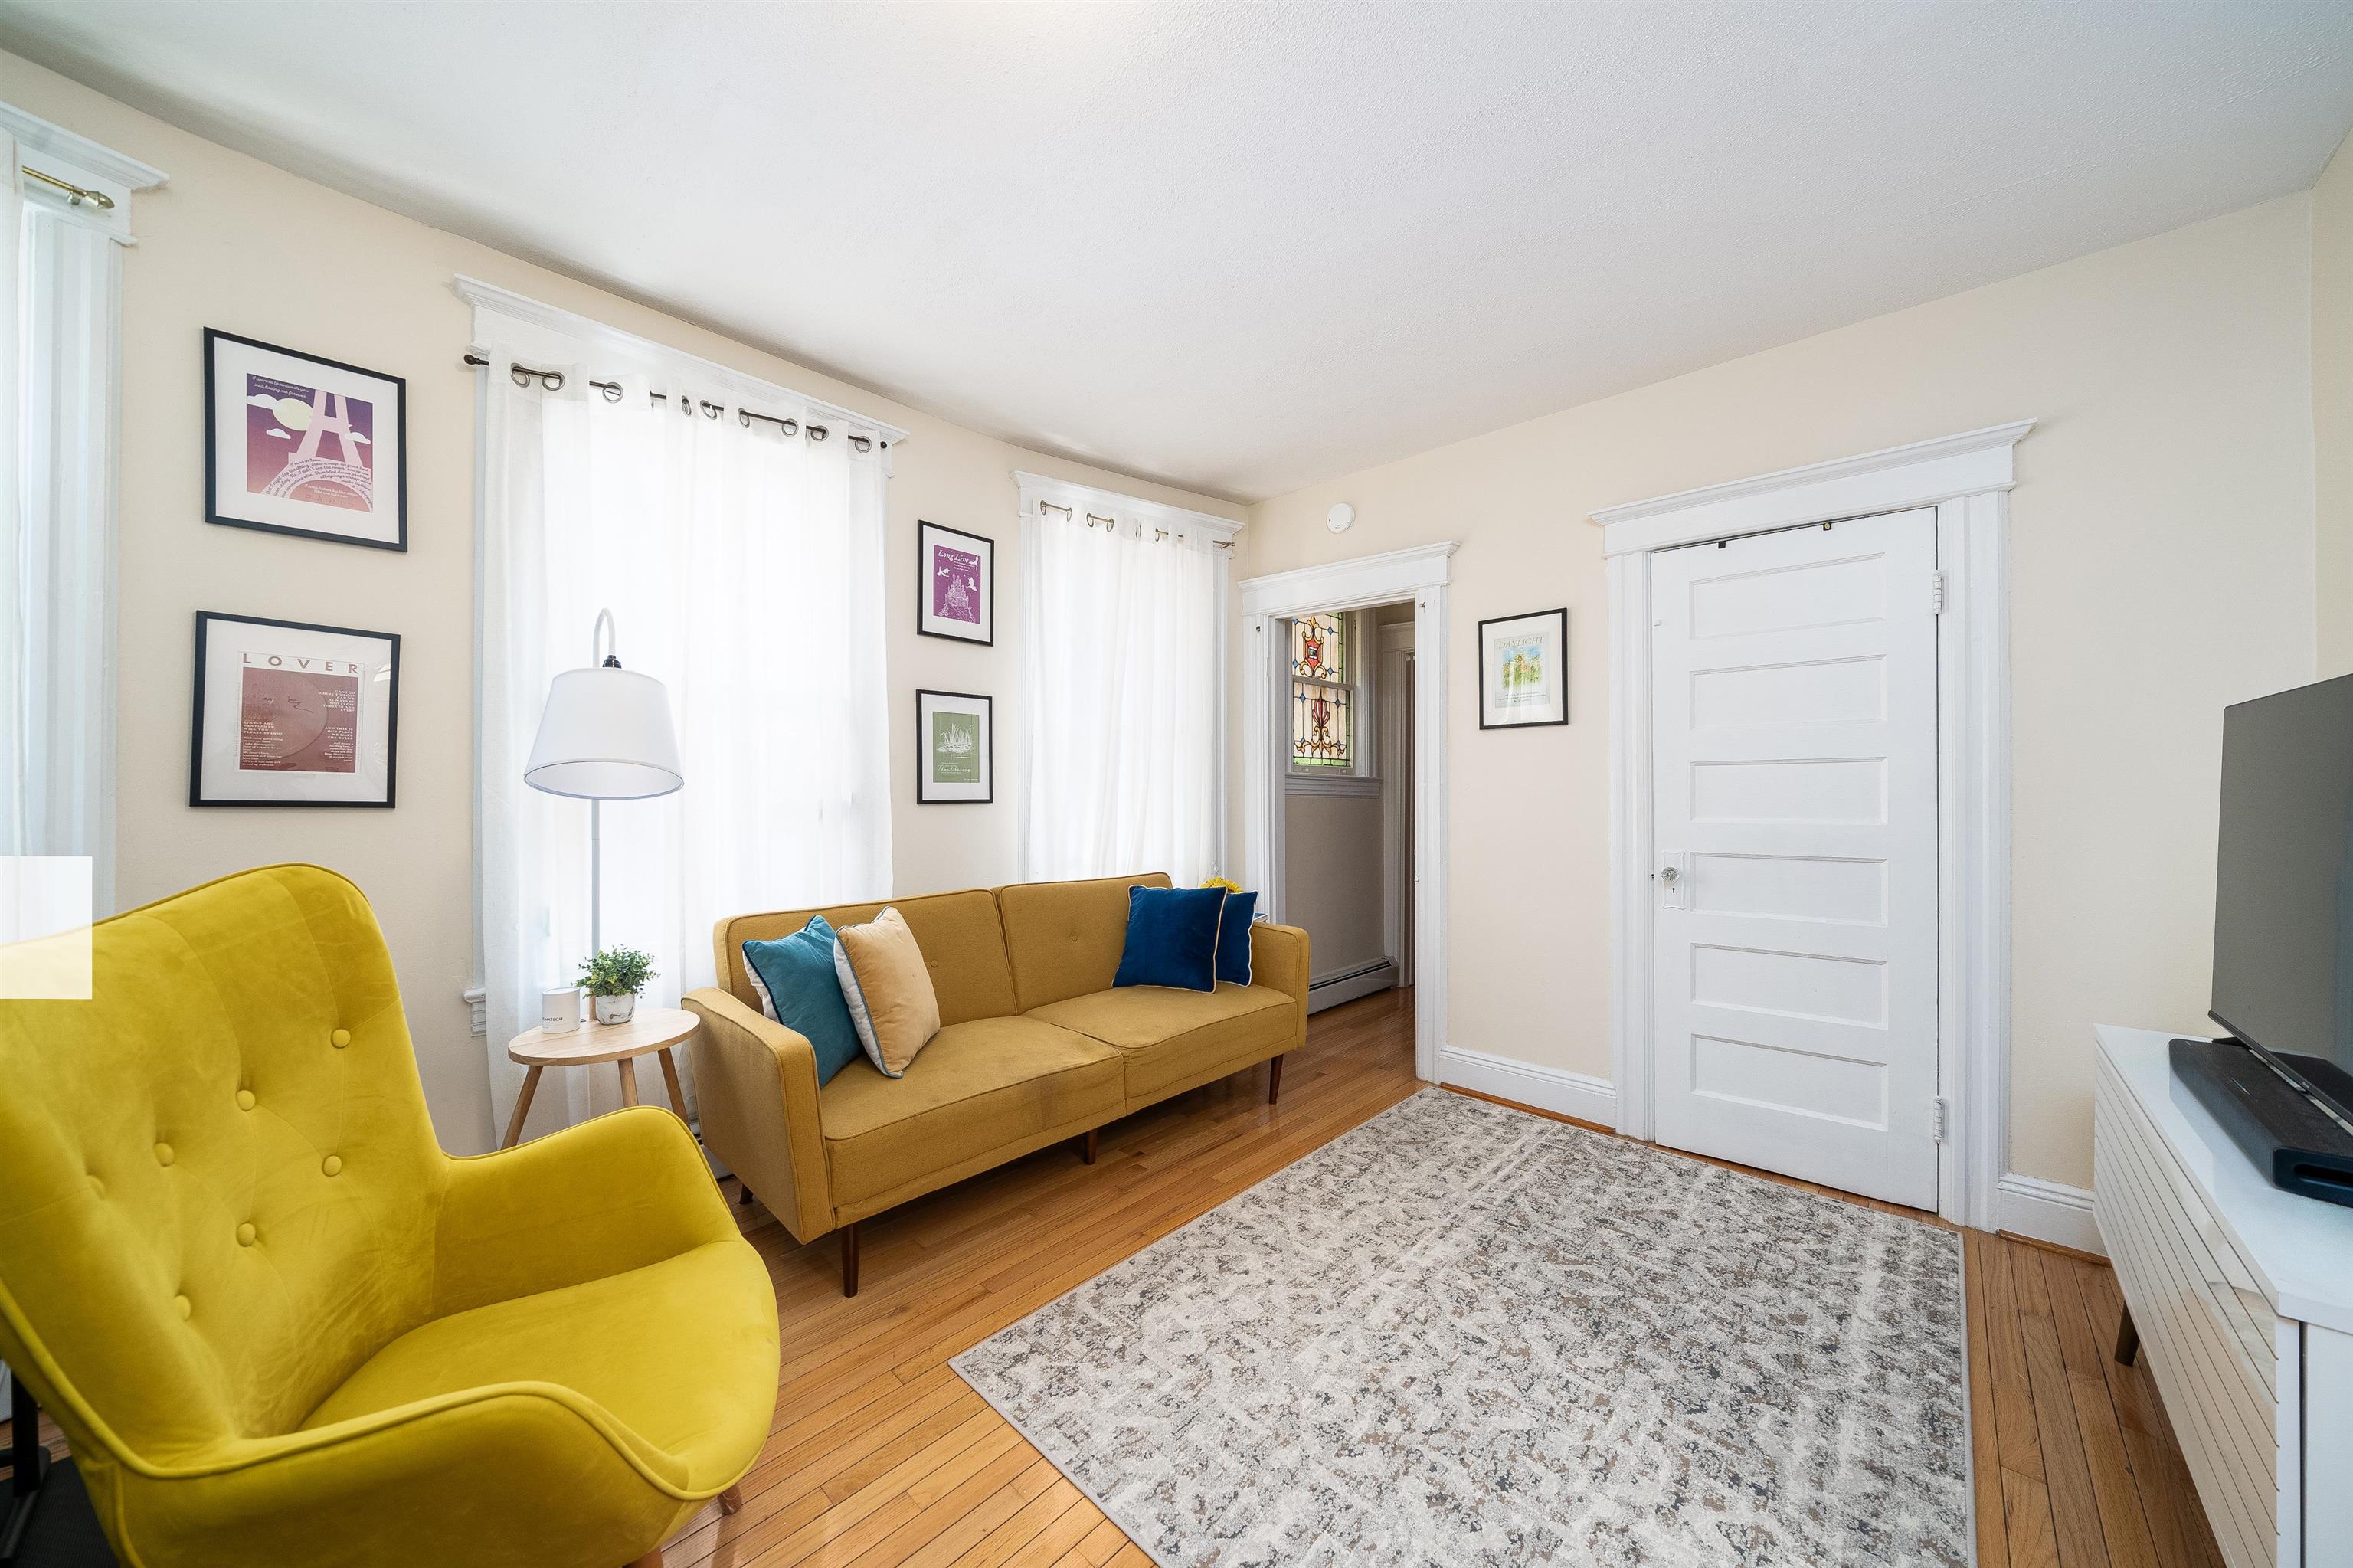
[205,329,407,550]
[917,520,994,645]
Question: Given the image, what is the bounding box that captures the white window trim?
[453,275,911,454]
[1012,470,1242,876]
[0,103,164,245]
[1285,774,1383,797]
[1590,419,2034,1234]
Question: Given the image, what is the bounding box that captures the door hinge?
[1932,1097,1949,1143]
[1929,571,1948,614]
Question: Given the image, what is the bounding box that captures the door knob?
[1658,866,1680,887]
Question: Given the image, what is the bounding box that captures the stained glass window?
[1291,613,1352,768]
[1292,680,1351,767]
[1291,613,1344,683]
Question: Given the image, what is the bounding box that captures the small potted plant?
[578,947,656,1025]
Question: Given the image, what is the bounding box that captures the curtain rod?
[1036,497,1233,551]
[21,165,113,208]
[463,355,882,452]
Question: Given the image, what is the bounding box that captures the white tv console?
[2093,1025,2353,1568]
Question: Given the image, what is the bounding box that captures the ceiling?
[5,2,2352,502]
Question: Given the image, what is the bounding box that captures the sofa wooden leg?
[2114,1303,2140,1367]
[737,1183,754,1207]
[1080,1128,1098,1165]
[627,1551,663,1568]
[718,1483,745,1515]
[1268,1054,1285,1105]
[841,1222,859,1298]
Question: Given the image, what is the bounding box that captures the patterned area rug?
[953,1088,1971,1567]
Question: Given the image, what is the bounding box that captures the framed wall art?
[916,520,994,645]
[205,329,407,550]
[190,611,401,807]
[916,689,992,804]
[1478,607,1568,729]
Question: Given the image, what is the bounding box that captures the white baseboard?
[1438,1045,1619,1128]
[1307,961,1397,1014]
[1996,1173,2103,1255]
[1438,1047,2098,1253]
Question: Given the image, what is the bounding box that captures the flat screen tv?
[2210,671,2353,1125]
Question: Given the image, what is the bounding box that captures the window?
[1,106,162,914]
[1016,473,1233,885]
[1286,611,1376,793]
[468,281,902,1137]
[1291,613,1352,769]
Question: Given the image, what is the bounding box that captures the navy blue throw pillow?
[741,915,864,1086]
[1216,891,1257,987]
[1114,885,1228,992]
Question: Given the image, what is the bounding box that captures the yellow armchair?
[0,865,778,1568]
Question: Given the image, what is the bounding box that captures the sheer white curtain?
[479,352,892,1136]
[2,133,123,906]
[1018,495,1222,885]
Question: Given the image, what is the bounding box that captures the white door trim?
[1379,620,1416,985]
[1592,423,2032,1229]
[1242,542,1457,1082]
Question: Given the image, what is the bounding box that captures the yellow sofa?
[686,872,1308,1294]
[0,866,779,1568]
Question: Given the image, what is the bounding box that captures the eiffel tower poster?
[206,329,408,551]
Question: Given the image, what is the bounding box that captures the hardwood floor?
[2,984,2225,1568]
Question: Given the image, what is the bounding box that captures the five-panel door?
[1649,507,1941,1208]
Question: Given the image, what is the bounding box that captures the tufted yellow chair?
[0,865,779,1568]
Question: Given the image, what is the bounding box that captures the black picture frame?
[204,328,409,552]
[190,611,401,807]
[915,520,995,646]
[915,689,993,804]
[1477,607,1569,731]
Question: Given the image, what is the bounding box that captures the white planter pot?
[592,993,637,1026]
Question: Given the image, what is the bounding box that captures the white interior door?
[1649,507,1940,1208]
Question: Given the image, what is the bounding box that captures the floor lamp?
[524,609,683,961]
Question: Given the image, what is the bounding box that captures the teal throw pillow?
[741,915,863,1085]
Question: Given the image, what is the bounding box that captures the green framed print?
[1478,608,1567,729]
[916,689,992,804]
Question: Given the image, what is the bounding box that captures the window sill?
[1284,773,1383,798]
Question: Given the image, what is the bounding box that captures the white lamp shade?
[523,665,684,800]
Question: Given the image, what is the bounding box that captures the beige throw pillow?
[832,907,941,1077]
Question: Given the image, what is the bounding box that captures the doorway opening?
[1239,541,1454,1084]
[1271,601,1416,1015]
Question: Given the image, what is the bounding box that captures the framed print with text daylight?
[916,520,994,644]
[1478,607,1568,729]
[916,689,992,804]
[191,612,400,807]
[205,329,408,550]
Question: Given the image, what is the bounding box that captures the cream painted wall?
[3,53,1240,1154]
[1242,196,2319,1190]
[2317,130,2353,679]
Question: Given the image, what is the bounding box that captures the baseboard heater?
[1306,959,1397,1014]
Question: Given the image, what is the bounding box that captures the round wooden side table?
[502,1005,698,1149]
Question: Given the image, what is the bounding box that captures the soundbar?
[2170,1036,2353,1210]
